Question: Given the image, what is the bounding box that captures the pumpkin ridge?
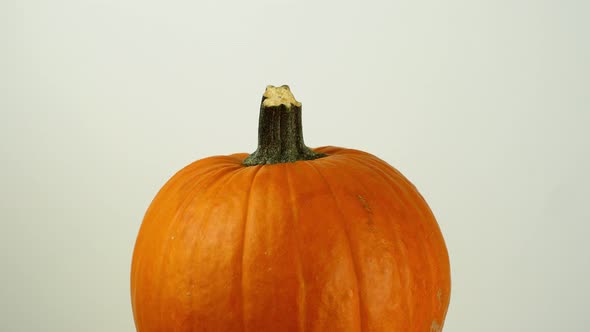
[132,169,188,325]
[239,165,264,332]
[339,155,418,325]
[153,165,239,327]
[181,163,251,329]
[132,157,228,295]
[346,154,450,328]
[317,156,413,328]
[305,161,364,332]
[284,165,307,332]
[133,163,236,329]
[369,156,444,328]
[348,155,431,324]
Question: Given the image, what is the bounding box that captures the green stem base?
[243,85,326,166]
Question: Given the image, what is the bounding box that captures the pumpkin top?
[262,85,302,109]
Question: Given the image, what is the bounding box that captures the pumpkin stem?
[243,85,326,166]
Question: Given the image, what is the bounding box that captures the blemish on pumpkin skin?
[430,320,442,332]
[357,194,374,229]
[347,289,354,299]
[357,194,372,213]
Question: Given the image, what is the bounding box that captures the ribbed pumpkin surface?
[131,146,450,332]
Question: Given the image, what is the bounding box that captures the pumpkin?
[131,85,451,332]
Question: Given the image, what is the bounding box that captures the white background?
[2,0,589,331]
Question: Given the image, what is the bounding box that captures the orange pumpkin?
[131,85,451,332]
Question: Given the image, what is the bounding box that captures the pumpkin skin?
[131,146,451,331]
